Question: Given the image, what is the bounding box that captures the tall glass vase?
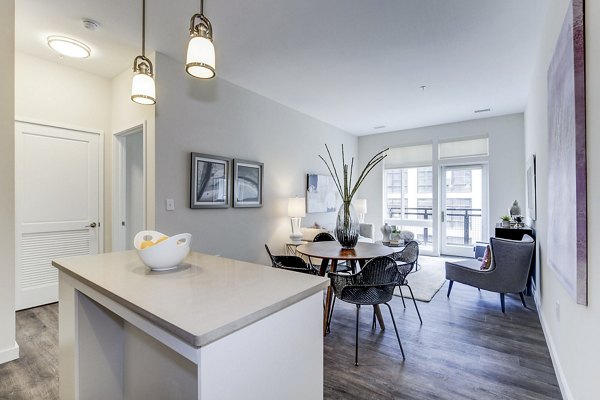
[335,201,359,249]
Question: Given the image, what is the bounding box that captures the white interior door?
[440,164,487,257]
[15,121,101,310]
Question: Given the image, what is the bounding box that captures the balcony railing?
[387,207,482,246]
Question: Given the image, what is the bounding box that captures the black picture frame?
[232,159,263,208]
[190,153,231,209]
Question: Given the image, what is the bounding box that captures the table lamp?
[288,197,306,244]
[354,198,367,223]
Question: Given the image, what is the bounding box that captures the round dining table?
[296,241,394,336]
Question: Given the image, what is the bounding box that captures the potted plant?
[500,215,511,227]
[320,144,388,249]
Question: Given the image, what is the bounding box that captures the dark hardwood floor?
[0,304,58,400]
[323,282,561,400]
[0,282,561,399]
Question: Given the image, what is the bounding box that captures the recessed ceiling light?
[474,108,491,113]
[47,36,91,58]
[373,125,386,129]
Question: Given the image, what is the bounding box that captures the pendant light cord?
[142,0,146,57]
[200,0,204,15]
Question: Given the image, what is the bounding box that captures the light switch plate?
[166,199,175,211]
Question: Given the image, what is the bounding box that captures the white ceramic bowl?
[133,230,192,271]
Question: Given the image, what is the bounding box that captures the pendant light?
[186,0,216,79]
[131,0,156,105]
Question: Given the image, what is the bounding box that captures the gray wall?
[0,0,17,364]
[154,52,357,264]
[357,113,526,249]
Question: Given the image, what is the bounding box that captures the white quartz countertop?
[52,251,329,347]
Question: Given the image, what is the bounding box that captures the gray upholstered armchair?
[445,235,535,312]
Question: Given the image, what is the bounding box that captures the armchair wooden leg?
[519,292,527,308]
[447,280,454,297]
[500,293,506,313]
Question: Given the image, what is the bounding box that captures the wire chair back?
[264,244,316,275]
[329,256,399,305]
[313,232,336,242]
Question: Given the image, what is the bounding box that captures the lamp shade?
[354,198,367,215]
[131,71,156,105]
[186,36,215,79]
[288,197,306,218]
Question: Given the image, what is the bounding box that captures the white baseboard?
[0,341,19,364]
[535,295,573,400]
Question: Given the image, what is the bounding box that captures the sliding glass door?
[440,165,487,257]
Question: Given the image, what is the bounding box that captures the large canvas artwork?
[306,174,340,213]
[547,0,587,305]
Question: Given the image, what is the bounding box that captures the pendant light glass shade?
[186,35,215,79]
[186,2,216,79]
[131,62,156,105]
[131,0,156,105]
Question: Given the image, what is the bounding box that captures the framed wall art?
[547,0,587,305]
[233,159,263,208]
[190,153,231,209]
[306,174,340,213]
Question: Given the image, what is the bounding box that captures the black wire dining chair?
[328,256,405,365]
[310,232,352,273]
[390,241,423,324]
[264,245,317,275]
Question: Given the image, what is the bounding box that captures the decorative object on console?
[190,153,230,208]
[306,174,340,213]
[319,144,388,249]
[186,0,216,79]
[354,199,367,223]
[288,197,306,244]
[500,215,511,228]
[233,159,263,208]
[134,230,192,271]
[380,223,392,243]
[547,0,587,305]
[509,200,521,218]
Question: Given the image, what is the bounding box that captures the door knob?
[86,222,97,228]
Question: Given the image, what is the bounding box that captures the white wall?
[111,59,156,237]
[14,52,112,250]
[125,132,145,248]
[154,52,357,264]
[0,0,18,365]
[357,113,525,252]
[525,1,600,398]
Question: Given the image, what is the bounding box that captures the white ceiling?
[15,0,547,136]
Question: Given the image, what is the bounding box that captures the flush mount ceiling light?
[131,0,156,105]
[186,0,216,79]
[47,36,91,58]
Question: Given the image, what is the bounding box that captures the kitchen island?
[53,250,329,400]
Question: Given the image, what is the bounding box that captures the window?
[417,167,432,193]
[446,170,472,193]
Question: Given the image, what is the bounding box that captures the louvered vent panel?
[20,230,90,289]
